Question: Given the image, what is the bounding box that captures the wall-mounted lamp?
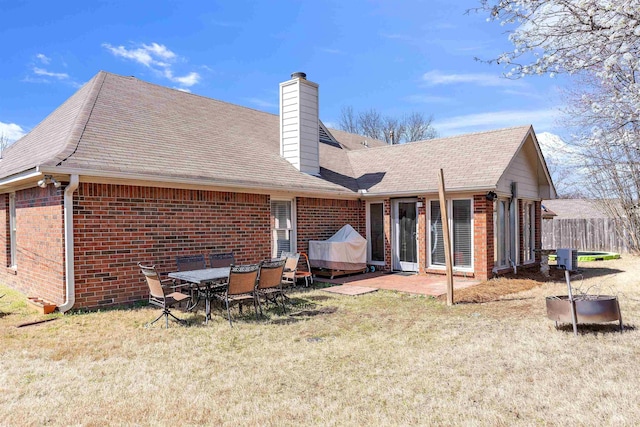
[37,175,62,189]
[485,191,497,201]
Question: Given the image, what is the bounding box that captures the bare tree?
[338,107,438,144]
[358,109,384,141]
[404,112,438,142]
[337,106,359,134]
[477,0,640,252]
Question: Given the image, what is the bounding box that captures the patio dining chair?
[215,263,260,327]
[175,254,207,305]
[138,262,191,328]
[176,254,206,272]
[209,252,235,268]
[255,259,287,315]
[295,252,314,287]
[280,251,300,288]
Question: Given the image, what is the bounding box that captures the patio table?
[168,267,230,324]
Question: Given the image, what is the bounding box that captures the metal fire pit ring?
[546,295,623,331]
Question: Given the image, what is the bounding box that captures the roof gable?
[0,72,104,178]
[346,126,534,194]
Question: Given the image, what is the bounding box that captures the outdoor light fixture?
[485,191,497,201]
[37,175,62,189]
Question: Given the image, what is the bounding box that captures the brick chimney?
[279,72,320,175]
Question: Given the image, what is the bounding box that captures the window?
[271,199,294,258]
[494,199,510,267]
[429,199,473,269]
[523,201,535,263]
[9,193,16,268]
[368,202,385,263]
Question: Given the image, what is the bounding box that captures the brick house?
[0,71,555,311]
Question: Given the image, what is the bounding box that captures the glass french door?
[393,200,418,271]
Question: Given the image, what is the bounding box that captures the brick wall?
[473,195,493,281]
[1,194,8,268]
[296,197,365,254]
[535,200,542,263]
[417,197,427,274]
[0,187,66,303]
[73,184,271,308]
[383,199,392,271]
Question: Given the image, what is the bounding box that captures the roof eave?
[38,166,361,199]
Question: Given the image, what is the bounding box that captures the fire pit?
[546,295,623,331]
[546,270,623,334]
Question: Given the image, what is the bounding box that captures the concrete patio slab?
[321,285,378,296]
[315,271,481,297]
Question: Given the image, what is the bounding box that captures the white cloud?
[103,42,201,89]
[33,67,69,79]
[163,70,200,87]
[0,121,27,143]
[537,132,582,166]
[36,53,50,64]
[245,97,277,109]
[404,94,454,104]
[422,70,526,87]
[434,108,560,136]
[320,48,344,55]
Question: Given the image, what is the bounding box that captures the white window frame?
[366,200,386,265]
[9,193,17,268]
[427,197,474,272]
[522,200,535,264]
[270,197,296,258]
[494,198,510,268]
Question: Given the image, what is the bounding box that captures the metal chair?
[176,254,206,271]
[138,262,191,328]
[280,252,300,287]
[256,259,287,315]
[295,252,314,287]
[209,252,235,268]
[175,254,207,307]
[215,263,260,327]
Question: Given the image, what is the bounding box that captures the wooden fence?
[542,218,630,253]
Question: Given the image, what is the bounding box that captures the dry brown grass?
[1,257,640,426]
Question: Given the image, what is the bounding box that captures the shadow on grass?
[553,322,634,335]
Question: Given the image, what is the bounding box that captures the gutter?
[58,174,79,313]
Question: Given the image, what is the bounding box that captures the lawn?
[1,257,639,426]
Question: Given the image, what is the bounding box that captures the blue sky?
[0,0,568,143]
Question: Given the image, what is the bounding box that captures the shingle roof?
[541,199,611,219]
[348,125,533,194]
[0,71,536,197]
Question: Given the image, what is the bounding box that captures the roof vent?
[291,71,307,80]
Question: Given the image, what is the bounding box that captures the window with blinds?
[452,200,472,268]
[271,200,293,258]
[495,200,509,267]
[430,201,445,266]
[430,199,472,268]
[369,203,384,262]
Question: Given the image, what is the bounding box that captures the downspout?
[59,174,79,313]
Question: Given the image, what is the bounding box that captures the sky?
[0,0,571,145]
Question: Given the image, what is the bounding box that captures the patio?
[316,271,481,296]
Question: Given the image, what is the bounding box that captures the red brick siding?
[383,200,392,271]
[1,194,8,268]
[296,197,365,254]
[0,187,65,303]
[535,201,542,263]
[73,184,271,308]
[473,195,493,281]
[417,197,427,273]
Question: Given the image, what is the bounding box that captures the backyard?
[1,257,639,426]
